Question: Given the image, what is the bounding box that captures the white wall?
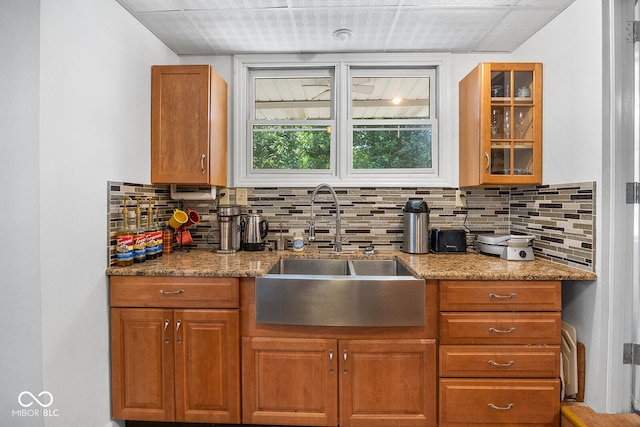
[0,1,43,426]
[37,0,176,425]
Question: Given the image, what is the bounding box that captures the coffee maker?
[217,205,242,253]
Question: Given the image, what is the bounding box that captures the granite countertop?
[106,248,597,281]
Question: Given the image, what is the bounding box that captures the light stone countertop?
[106,248,597,281]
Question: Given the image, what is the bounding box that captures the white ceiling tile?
[114,0,576,55]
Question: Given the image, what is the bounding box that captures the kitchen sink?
[256,258,425,327]
[267,258,350,275]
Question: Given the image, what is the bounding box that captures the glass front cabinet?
[459,63,542,187]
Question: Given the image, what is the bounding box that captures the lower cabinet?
[242,337,437,427]
[438,280,562,427]
[109,276,241,424]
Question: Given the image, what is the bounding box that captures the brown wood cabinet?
[241,277,438,427]
[438,280,561,427]
[459,62,542,187]
[109,276,240,423]
[151,64,227,185]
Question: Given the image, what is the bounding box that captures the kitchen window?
[233,53,453,187]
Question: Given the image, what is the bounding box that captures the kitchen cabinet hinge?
[626,21,640,43]
[624,343,640,365]
[626,182,640,204]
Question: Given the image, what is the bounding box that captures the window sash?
[233,53,453,187]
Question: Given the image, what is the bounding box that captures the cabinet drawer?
[439,378,560,426]
[440,280,561,311]
[439,345,560,378]
[440,312,561,345]
[110,276,239,308]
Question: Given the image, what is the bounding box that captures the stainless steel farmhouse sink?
[255,258,425,327]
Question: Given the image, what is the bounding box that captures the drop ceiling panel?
[116,0,576,55]
[387,8,509,52]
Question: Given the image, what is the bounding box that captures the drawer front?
[440,280,561,311]
[439,345,560,378]
[110,276,239,308]
[439,378,560,426]
[440,312,561,345]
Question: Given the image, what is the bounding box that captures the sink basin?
[256,258,425,327]
[348,259,414,276]
[268,258,350,275]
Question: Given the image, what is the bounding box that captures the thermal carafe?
[217,205,242,253]
[402,200,430,254]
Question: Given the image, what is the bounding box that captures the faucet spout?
[309,183,343,252]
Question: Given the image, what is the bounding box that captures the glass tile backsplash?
[107,181,595,272]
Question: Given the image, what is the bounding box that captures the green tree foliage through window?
[352,125,432,169]
[253,126,330,169]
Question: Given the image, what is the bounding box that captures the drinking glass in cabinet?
[515,107,533,140]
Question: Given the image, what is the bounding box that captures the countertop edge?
[106,249,597,281]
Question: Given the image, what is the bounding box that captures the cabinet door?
[242,337,338,426]
[459,62,542,187]
[482,63,542,185]
[151,65,227,185]
[339,339,437,427]
[174,309,240,423]
[111,308,175,421]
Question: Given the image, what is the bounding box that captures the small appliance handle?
[260,220,269,239]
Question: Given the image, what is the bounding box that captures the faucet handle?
[308,220,316,241]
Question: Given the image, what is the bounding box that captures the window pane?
[352,125,432,169]
[254,77,331,120]
[352,77,430,119]
[252,125,331,169]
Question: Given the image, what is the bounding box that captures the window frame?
[233,53,454,187]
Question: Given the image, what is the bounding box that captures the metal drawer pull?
[176,319,182,344]
[163,319,170,344]
[485,152,490,173]
[488,403,514,411]
[159,289,185,295]
[489,327,516,333]
[488,360,515,367]
[489,293,516,299]
[343,350,348,374]
[329,349,334,374]
[201,154,206,174]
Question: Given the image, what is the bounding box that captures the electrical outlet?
[236,188,248,206]
[455,190,467,208]
[218,188,230,205]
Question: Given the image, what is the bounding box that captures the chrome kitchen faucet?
[309,183,349,253]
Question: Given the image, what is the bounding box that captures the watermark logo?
[12,391,59,417]
[18,391,53,408]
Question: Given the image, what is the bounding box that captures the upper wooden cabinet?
[151,65,227,185]
[459,62,542,187]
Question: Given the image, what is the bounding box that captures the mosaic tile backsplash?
[107,181,595,272]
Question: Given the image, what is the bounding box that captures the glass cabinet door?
[489,69,535,178]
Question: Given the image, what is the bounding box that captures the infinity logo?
[18,391,53,408]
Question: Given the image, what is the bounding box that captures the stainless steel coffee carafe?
[402,200,430,254]
[217,205,242,253]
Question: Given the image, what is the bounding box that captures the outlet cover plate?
[236,188,248,206]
